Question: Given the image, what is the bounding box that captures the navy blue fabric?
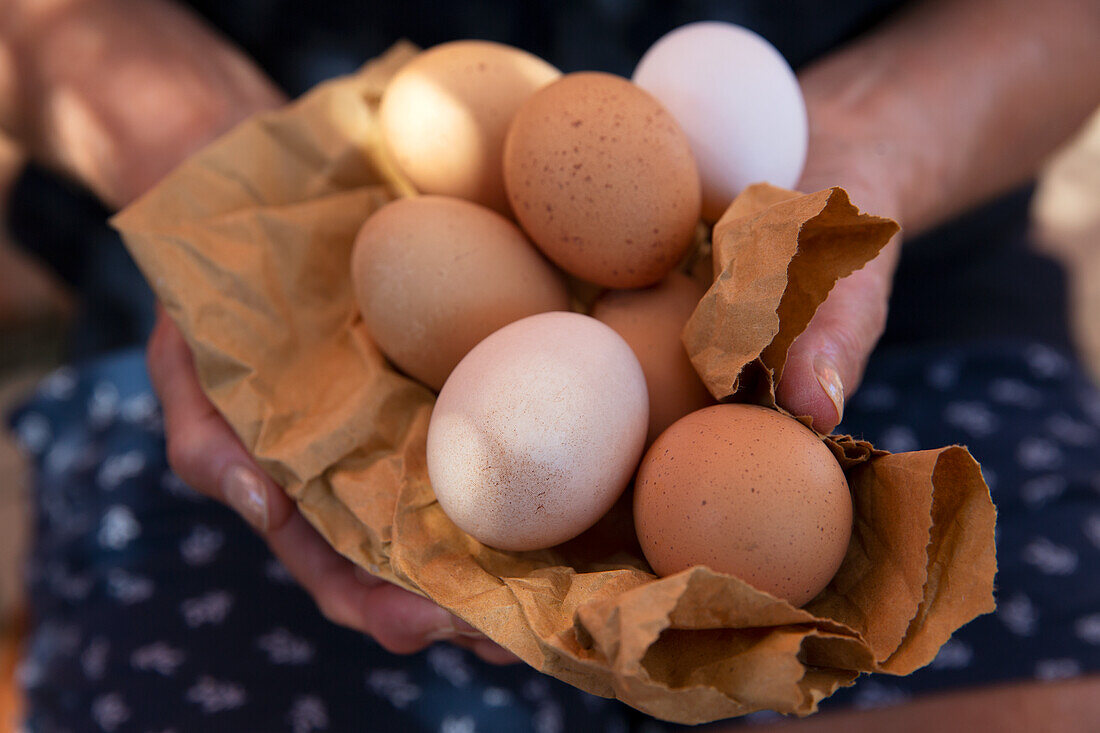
[8,168,156,361]
[9,340,1100,731]
[181,0,906,95]
[823,340,1100,711]
[10,351,637,733]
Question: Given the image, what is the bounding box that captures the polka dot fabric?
[8,338,1099,731]
[822,339,1100,712]
[10,351,633,733]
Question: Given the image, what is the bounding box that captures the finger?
[775,240,899,433]
[146,312,474,649]
[469,640,522,666]
[146,311,293,531]
[147,311,498,654]
[349,567,512,656]
[428,615,521,665]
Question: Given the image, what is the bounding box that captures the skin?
[781,0,1100,432]
[0,0,514,664]
[2,0,1099,723]
[730,676,1100,733]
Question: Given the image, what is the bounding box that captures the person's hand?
[147,307,519,664]
[774,0,1100,434]
[774,104,904,434]
[6,0,519,665]
[2,0,285,208]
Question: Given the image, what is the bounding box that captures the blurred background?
[1,1,1099,728]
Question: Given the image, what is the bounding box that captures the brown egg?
[503,72,701,288]
[634,404,852,607]
[380,41,560,215]
[591,272,713,445]
[351,195,570,390]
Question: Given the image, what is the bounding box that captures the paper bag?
[113,44,997,724]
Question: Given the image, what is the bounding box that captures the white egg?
[426,312,649,551]
[633,22,808,221]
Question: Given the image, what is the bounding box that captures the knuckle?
[821,300,887,366]
[828,320,871,365]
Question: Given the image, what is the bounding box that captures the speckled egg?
[351,195,570,390]
[502,72,701,288]
[634,404,852,606]
[427,312,649,551]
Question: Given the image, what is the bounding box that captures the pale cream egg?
[426,312,649,551]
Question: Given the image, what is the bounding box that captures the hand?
[3,0,286,207]
[773,0,1100,434]
[11,0,517,665]
[147,308,518,664]
[774,108,903,434]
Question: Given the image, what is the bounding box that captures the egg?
[503,72,701,288]
[427,312,649,551]
[591,272,713,445]
[633,22,808,221]
[351,196,570,390]
[380,40,560,214]
[634,404,852,606]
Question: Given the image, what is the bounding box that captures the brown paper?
[113,44,997,724]
[683,183,900,405]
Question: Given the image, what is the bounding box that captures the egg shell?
[503,72,701,288]
[591,271,713,445]
[633,22,808,221]
[351,195,570,390]
[427,312,649,551]
[380,40,560,214]
[634,404,852,607]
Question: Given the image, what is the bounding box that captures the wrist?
[797,36,956,238]
[798,107,907,230]
[798,79,914,231]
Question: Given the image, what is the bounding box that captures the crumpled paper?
[113,43,997,724]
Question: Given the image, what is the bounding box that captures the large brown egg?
[591,272,713,445]
[380,41,560,215]
[634,404,852,607]
[351,195,570,390]
[502,72,701,288]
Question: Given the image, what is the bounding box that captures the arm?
[1,0,514,664]
[749,675,1100,733]
[0,0,283,207]
[777,0,1100,432]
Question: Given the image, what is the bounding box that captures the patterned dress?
[9,338,1099,732]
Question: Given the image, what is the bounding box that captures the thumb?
[775,241,899,433]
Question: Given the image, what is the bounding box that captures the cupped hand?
[147,308,518,665]
[37,0,521,665]
[774,119,904,434]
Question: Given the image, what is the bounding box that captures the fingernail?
[814,357,845,425]
[222,464,268,532]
